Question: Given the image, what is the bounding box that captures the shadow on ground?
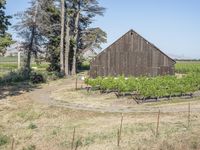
[0,82,40,100]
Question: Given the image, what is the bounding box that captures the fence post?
[11,136,15,150]
[117,113,123,147]
[71,127,76,150]
[18,51,21,70]
[156,109,160,137]
[188,103,190,128]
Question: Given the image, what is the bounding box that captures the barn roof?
[94,29,176,64]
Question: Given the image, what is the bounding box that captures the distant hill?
[168,53,192,60]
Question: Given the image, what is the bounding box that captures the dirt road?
[24,78,200,113]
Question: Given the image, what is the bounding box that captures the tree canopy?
[14,0,107,76]
[0,0,13,55]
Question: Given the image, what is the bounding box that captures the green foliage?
[30,72,46,84]
[78,60,90,71]
[0,69,29,84]
[28,123,37,129]
[85,74,200,99]
[81,27,107,50]
[0,0,11,35]
[0,0,12,55]
[42,1,61,72]
[0,69,47,85]
[0,134,9,146]
[0,33,14,55]
[175,62,200,74]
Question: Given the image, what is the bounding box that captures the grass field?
[1,78,200,150]
[0,56,49,77]
[175,61,200,74]
[1,59,200,149]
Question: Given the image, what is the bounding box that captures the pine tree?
[70,0,106,75]
[15,0,46,72]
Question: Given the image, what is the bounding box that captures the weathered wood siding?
[90,30,176,78]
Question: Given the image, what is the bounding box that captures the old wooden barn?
[89,29,176,78]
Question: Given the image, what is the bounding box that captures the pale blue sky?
[5,0,200,59]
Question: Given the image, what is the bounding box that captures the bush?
[0,69,29,85]
[30,72,46,84]
[0,134,9,146]
[28,123,37,129]
[0,69,47,85]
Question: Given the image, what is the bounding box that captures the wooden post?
[18,51,21,69]
[119,113,123,138]
[11,136,15,150]
[71,127,76,150]
[188,103,190,128]
[75,137,82,150]
[156,109,160,137]
[117,113,123,146]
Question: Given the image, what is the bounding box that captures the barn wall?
[90,30,175,78]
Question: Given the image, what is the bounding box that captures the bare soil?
[24,77,200,113]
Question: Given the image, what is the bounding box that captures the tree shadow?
[0,82,41,100]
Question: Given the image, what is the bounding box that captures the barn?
[89,29,176,78]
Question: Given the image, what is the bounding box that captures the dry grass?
[1,78,200,150]
[1,95,200,150]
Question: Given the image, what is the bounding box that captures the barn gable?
[90,29,176,77]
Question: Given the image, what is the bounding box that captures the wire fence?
[0,54,49,77]
[0,54,24,77]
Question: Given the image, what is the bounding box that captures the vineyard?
[85,61,200,100]
[175,61,200,73]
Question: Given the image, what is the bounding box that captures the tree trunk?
[64,13,70,76]
[71,10,80,75]
[23,26,35,78]
[24,1,38,72]
[60,0,65,73]
[25,49,31,70]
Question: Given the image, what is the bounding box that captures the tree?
[60,0,65,73]
[81,27,107,52]
[0,0,11,35]
[0,0,13,55]
[70,0,106,75]
[0,33,14,55]
[64,4,71,76]
[37,0,61,72]
[14,0,106,77]
[15,0,47,72]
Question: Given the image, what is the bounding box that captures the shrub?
[28,123,38,129]
[0,134,9,146]
[30,72,46,84]
[0,69,28,85]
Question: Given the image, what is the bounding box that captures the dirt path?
[25,78,200,113]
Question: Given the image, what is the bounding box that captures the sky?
[5,0,200,59]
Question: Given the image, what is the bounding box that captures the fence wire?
[0,54,24,77]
